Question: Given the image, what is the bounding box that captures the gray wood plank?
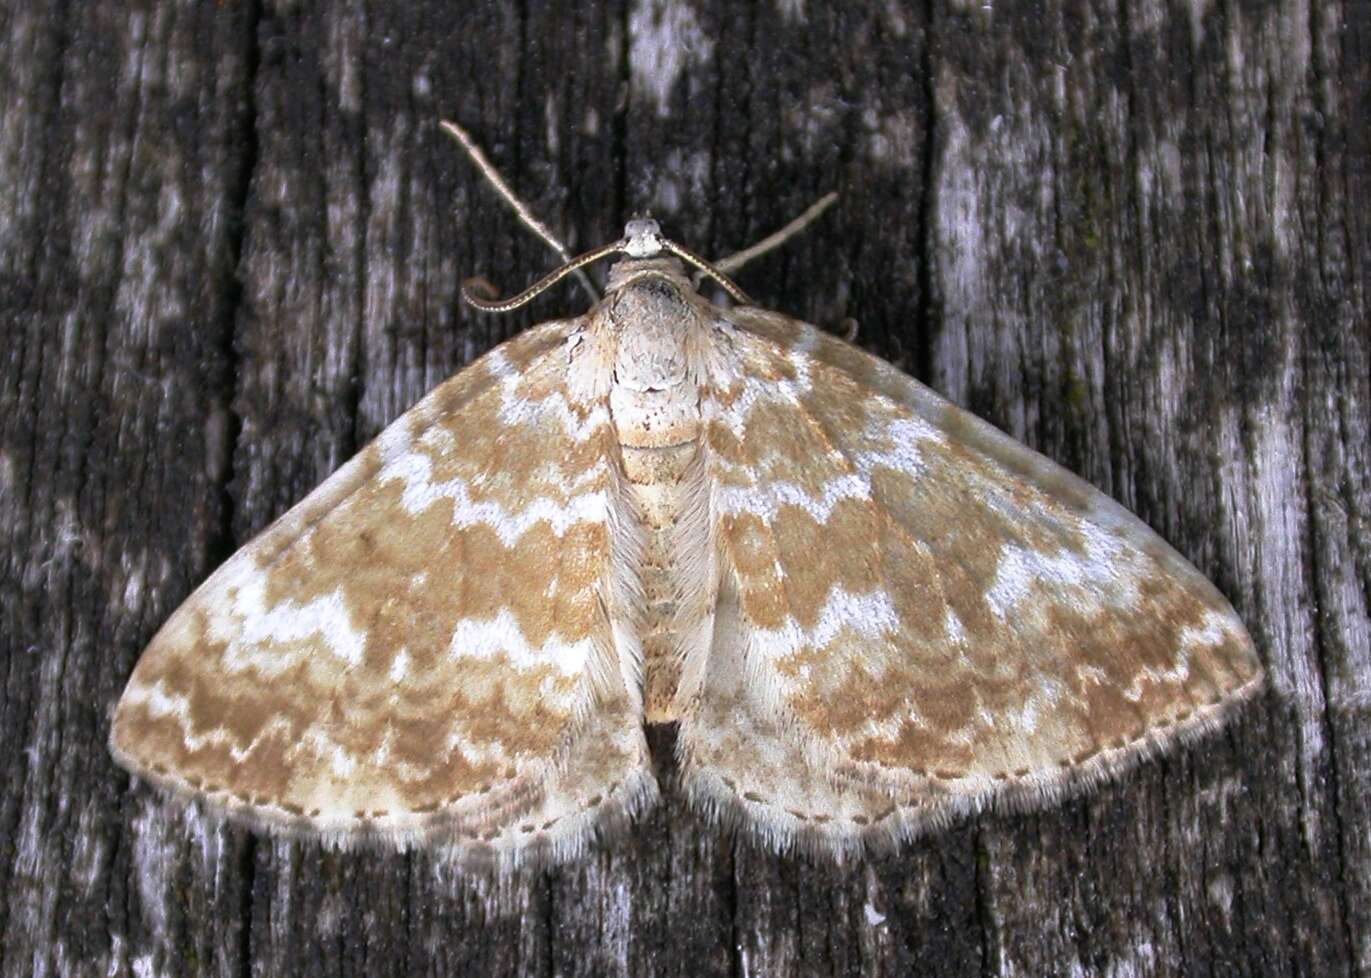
[0,1,1365,976]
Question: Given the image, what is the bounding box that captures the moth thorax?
[607,273,698,393]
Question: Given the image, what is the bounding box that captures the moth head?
[460,217,751,315]
[621,218,666,258]
[609,217,750,308]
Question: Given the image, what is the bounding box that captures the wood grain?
[1,1,1365,975]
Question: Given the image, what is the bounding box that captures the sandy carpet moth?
[110,137,1262,871]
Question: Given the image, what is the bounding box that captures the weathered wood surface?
[1,1,1366,975]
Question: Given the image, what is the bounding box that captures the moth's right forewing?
[111,319,656,870]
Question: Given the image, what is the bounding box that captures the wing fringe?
[682,670,1262,861]
[114,743,660,875]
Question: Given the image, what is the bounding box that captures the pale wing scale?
[680,308,1262,856]
[110,320,656,870]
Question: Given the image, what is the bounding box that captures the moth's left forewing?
[747,307,1265,733]
[681,307,1262,855]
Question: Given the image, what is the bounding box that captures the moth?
[110,125,1263,870]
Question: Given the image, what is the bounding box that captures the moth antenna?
[661,239,753,306]
[440,119,600,305]
[710,191,839,276]
[461,239,624,313]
